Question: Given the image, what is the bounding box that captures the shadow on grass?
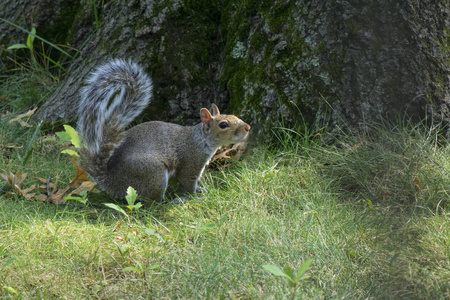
[316,121,450,299]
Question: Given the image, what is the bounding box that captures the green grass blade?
[0,17,74,59]
[7,44,28,50]
[26,27,36,49]
[22,121,42,166]
[123,266,141,273]
[42,53,67,71]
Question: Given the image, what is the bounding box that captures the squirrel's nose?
[245,124,251,132]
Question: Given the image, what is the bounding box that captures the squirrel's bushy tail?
[77,59,153,181]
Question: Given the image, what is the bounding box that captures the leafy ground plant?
[263,259,313,300]
[2,17,75,73]
[104,186,142,222]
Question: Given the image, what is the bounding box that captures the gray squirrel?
[76,59,251,202]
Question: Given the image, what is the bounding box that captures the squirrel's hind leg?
[143,166,170,202]
[117,159,169,202]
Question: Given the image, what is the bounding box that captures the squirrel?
[76,58,251,202]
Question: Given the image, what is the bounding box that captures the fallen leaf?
[0,170,36,199]
[66,181,97,197]
[37,194,48,202]
[209,142,248,169]
[0,170,26,188]
[114,222,122,231]
[8,106,37,127]
[1,111,12,117]
[50,186,71,204]
[413,177,424,190]
[0,144,23,151]
[68,156,90,187]
[380,190,391,197]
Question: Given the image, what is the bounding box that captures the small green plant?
[105,186,142,221]
[106,187,165,266]
[7,26,39,69]
[262,258,313,300]
[54,124,82,156]
[123,261,160,279]
[144,228,166,243]
[200,216,227,230]
[2,17,74,74]
[6,26,66,73]
[64,190,89,205]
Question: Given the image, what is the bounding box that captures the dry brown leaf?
[21,192,36,200]
[66,181,97,197]
[50,186,71,204]
[8,106,38,127]
[380,190,391,197]
[0,144,23,151]
[17,119,33,128]
[36,177,50,183]
[37,194,48,202]
[36,174,67,203]
[0,169,36,199]
[2,154,97,203]
[114,222,123,231]
[1,170,27,189]
[69,156,91,187]
[21,184,37,195]
[36,177,57,188]
[209,142,248,169]
[0,172,9,184]
[1,170,14,185]
[36,171,97,204]
[37,176,58,194]
[14,183,36,199]
[413,177,424,190]
[1,111,12,117]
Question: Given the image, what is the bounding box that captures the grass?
[0,71,57,113]
[1,75,450,299]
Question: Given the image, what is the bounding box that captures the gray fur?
[77,59,153,155]
[76,59,250,202]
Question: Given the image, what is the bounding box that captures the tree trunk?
[1,0,449,136]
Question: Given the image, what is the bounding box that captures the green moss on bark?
[221,1,343,138]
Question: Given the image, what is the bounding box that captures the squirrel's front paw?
[171,197,186,205]
[196,186,208,193]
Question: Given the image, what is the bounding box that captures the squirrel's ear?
[200,108,212,124]
[211,104,220,116]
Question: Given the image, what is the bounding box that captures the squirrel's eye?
[219,122,229,129]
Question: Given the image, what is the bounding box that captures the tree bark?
[1,0,449,135]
